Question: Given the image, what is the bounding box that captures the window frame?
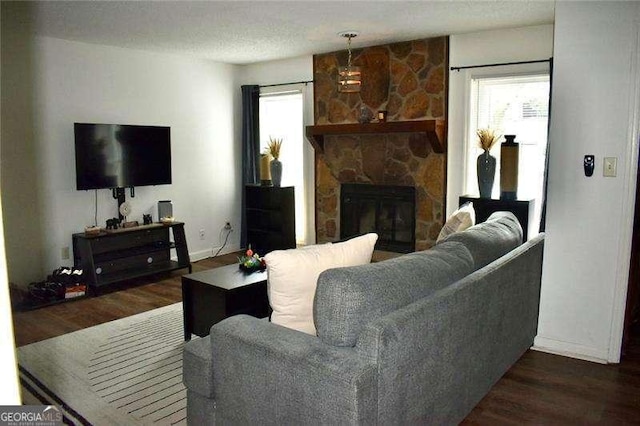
[462,67,551,198]
[258,88,310,245]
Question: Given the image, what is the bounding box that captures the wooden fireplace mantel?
[305,119,446,154]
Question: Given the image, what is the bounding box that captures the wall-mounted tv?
[74,123,172,190]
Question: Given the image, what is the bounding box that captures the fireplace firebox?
[340,184,416,253]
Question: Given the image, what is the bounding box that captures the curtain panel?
[241,85,260,248]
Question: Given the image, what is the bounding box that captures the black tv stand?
[72,222,191,294]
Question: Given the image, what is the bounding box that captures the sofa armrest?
[183,336,215,398]
[209,314,378,425]
[355,234,545,424]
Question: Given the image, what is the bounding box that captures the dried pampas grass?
[476,128,501,151]
[267,137,283,160]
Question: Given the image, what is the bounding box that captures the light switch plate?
[604,157,617,177]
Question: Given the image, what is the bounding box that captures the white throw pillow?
[436,202,475,242]
[265,233,378,335]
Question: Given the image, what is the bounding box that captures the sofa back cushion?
[438,211,523,269]
[265,233,378,335]
[314,241,475,347]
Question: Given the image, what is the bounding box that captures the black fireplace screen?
[340,184,416,253]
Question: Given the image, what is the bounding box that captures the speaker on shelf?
[158,200,173,220]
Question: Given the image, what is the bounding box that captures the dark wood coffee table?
[181,264,269,340]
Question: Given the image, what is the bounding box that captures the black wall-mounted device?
[584,155,595,177]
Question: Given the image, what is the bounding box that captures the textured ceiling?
[29,1,555,65]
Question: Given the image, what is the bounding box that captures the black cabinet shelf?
[73,222,191,292]
[246,207,275,214]
[92,260,186,287]
[245,186,295,254]
[459,196,535,241]
[246,228,282,235]
[92,241,176,262]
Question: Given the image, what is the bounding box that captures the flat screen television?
[74,123,172,190]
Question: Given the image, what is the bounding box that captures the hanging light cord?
[347,35,353,67]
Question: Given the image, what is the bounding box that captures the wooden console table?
[73,222,191,293]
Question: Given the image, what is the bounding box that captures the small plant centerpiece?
[476,128,501,198]
[238,245,266,273]
[267,137,283,187]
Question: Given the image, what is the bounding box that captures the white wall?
[238,56,316,244]
[447,25,554,218]
[1,1,45,289]
[0,200,20,404]
[4,34,241,285]
[536,2,640,363]
[1,1,35,401]
[239,56,313,89]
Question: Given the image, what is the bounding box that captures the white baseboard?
[533,335,610,364]
[212,243,240,258]
[188,249,213,263]
[172,244,241,264]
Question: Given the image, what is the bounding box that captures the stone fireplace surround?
[340,183,416,253]
[316,133,444,251]
[312,36,448,251]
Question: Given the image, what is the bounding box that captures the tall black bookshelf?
[245,186,296,254]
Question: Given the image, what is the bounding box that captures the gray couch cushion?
[314,241,475,347]
[438,211,523,269]
[183,336,214,398]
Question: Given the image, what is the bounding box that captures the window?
[465,73,550,232]
[259,92,306,244]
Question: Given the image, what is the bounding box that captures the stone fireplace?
[341,183,415,253]
[316,133,445,251]
[311,36,448,251]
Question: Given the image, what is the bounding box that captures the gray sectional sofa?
[183,212,545,425]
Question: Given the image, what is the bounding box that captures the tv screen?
[74,123,172,190]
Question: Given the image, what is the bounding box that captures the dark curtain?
[241,85,260,248]
[539,57,554,232]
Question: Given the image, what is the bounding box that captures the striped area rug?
[18,303,189,425]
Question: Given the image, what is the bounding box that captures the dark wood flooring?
[11,253,238,347]
[463,333,640,424]
[11,253,640,423]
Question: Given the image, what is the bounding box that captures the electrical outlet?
[61,246,70,260]
[199,229,206,240]
[224,222,232,230]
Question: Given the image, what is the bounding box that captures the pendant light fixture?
[337,31,361,93]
